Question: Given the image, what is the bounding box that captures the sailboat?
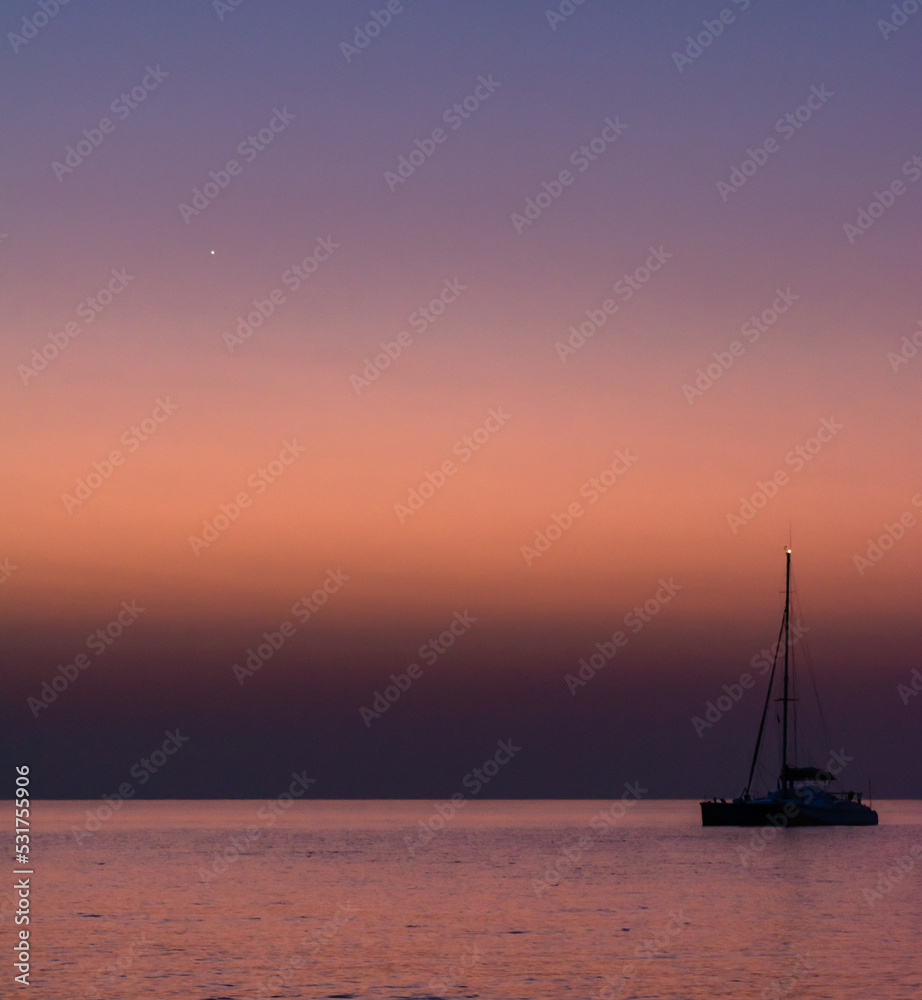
[700,548,878,827]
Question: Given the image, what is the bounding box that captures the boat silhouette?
[700,548,878,827]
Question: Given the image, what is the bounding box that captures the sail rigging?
[700,547,878,827]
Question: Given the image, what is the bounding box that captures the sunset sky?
[3,0,920,799]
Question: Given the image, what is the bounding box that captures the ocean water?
[19,799,922,999]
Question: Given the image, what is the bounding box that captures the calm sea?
[18,799,922,999]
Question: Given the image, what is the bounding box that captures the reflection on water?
[24,799,922,998]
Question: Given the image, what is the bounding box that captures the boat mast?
[781,547,791,792]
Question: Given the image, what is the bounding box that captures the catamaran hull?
[700,800,878,827]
